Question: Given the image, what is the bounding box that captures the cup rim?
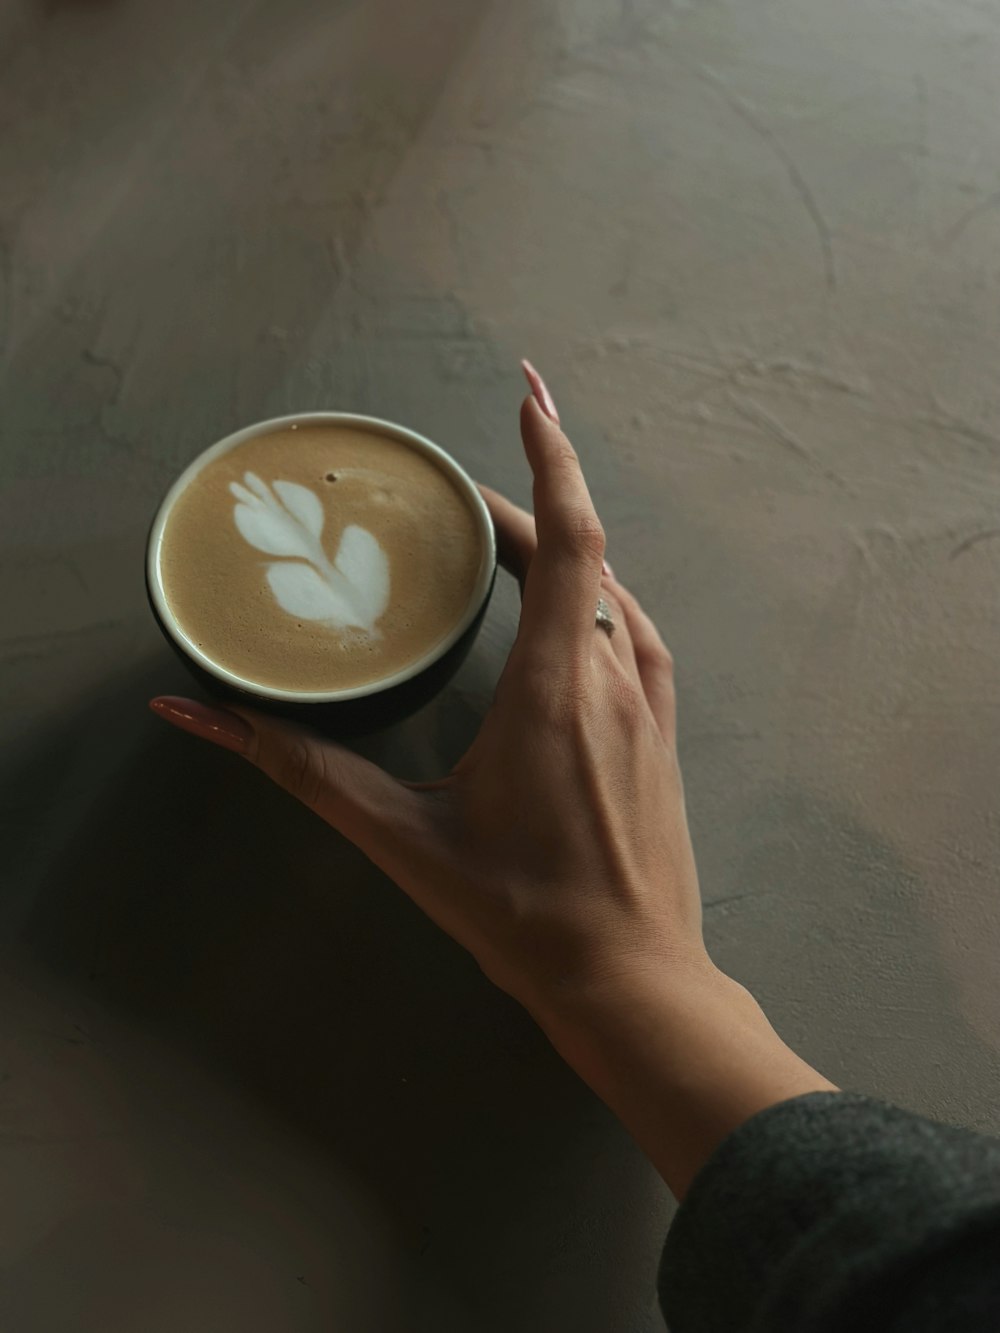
[146,411,497,704]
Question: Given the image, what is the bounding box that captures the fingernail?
[149,696,254,755]
[602,559,615,579]
[521,359,560,424]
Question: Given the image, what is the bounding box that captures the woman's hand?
[153,368,707,1024]
[153,364,834,1198]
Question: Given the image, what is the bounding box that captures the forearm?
[536,960,837,1200]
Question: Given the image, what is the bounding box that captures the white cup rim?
[147,411,497,704]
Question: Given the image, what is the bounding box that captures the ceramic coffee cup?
[146,412,497,734]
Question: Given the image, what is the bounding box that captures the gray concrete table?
[2,1,999,1329]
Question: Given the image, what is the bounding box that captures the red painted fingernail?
[602,559,615,579]
[521,359,560,424]
[150,696,254,755]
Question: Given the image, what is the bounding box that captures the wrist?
[530,956,834,1198]
[530,949,737,1059]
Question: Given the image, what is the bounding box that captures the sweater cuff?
[659,1091,1000,1332]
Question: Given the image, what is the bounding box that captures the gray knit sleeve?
[658,1092,1000,1332]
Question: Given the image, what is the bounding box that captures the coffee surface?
[159,422,484,692]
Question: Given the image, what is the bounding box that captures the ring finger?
[595,578,637,677]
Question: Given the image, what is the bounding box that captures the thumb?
[150,696,417,859]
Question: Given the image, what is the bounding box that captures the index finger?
[516,388,606,662]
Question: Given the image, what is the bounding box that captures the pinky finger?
[610,582,676,742]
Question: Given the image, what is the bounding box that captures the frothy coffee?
[157,421,485,693]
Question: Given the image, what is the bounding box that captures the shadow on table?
[1,641,667,1332]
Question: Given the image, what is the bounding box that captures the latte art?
[230,472,390,635]
[156,421,485,694]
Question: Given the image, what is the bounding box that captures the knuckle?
[521,660,592,723]
[510,659,548,709]
[561,510,606,559]
[551,437,582,472]
[604,672,645,725]
[639,640,673,674]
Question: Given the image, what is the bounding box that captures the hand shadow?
[4,601,668,1333]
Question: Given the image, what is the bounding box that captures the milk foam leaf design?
[273,479,325,538]
[331,524,390,628]
[230,473,322,561]
[230,473,390,634]
[265,560,363,625]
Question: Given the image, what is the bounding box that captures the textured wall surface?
[2,1,999,1329]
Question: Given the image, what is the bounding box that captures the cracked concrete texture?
[1,0,999,1328]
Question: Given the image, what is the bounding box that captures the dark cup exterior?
[146,557,496,737]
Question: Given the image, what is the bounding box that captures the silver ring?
[596,596,615,636]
